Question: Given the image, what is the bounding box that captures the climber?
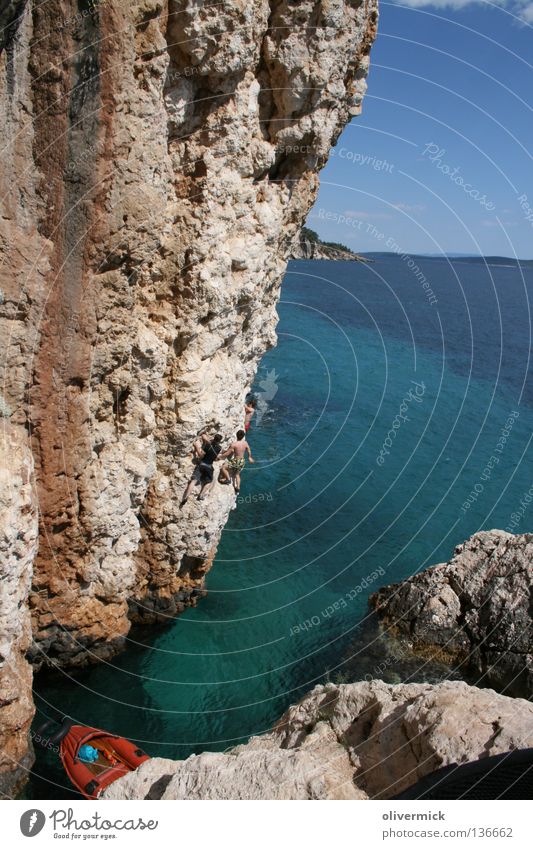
[244,397,257,432]
[181,432,223,504]
[219,429,255,494]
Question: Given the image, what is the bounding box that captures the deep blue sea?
[28,255,533,798]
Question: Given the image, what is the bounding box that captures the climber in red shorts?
[244,397,257,432]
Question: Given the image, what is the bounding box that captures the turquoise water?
[28,256,533,798]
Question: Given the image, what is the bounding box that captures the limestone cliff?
[0,0,378,794]
[0,426,39,797]
[103,679,533,799]
[371,530,532,699]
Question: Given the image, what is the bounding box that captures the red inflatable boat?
[37,718,150,798]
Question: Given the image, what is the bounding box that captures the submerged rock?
[370,530,533,698]
[331,611,463,687]
[103,679,533,800]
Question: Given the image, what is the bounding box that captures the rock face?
[0,426,39,798]
[370,531,533,699]
[103,679,533,800]
[0,0,378,792]
[0,0,377,667]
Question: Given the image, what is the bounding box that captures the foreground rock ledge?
[370,530,533,699]
[103,680,533,800]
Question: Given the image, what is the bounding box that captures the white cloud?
[481,219,518,227]
[396,0,493,7]
[393,0,533,22]
[392,202,427,212]
[344,209,393,220]
[341,205,426,218]
[519,1,533,20]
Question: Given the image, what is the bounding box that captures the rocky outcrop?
[0,0,378,672]
[103,679,533,800]
[290,236,369,261]
[0,426,39,797]
[290,226,372,260]
[370,531,533,698]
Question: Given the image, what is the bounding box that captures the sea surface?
[27,255,533,798]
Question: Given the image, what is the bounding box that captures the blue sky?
[307,1,533,257]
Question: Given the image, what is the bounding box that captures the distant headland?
[291,227,374,262]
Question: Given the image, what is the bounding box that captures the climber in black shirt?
[181,432,223,504]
